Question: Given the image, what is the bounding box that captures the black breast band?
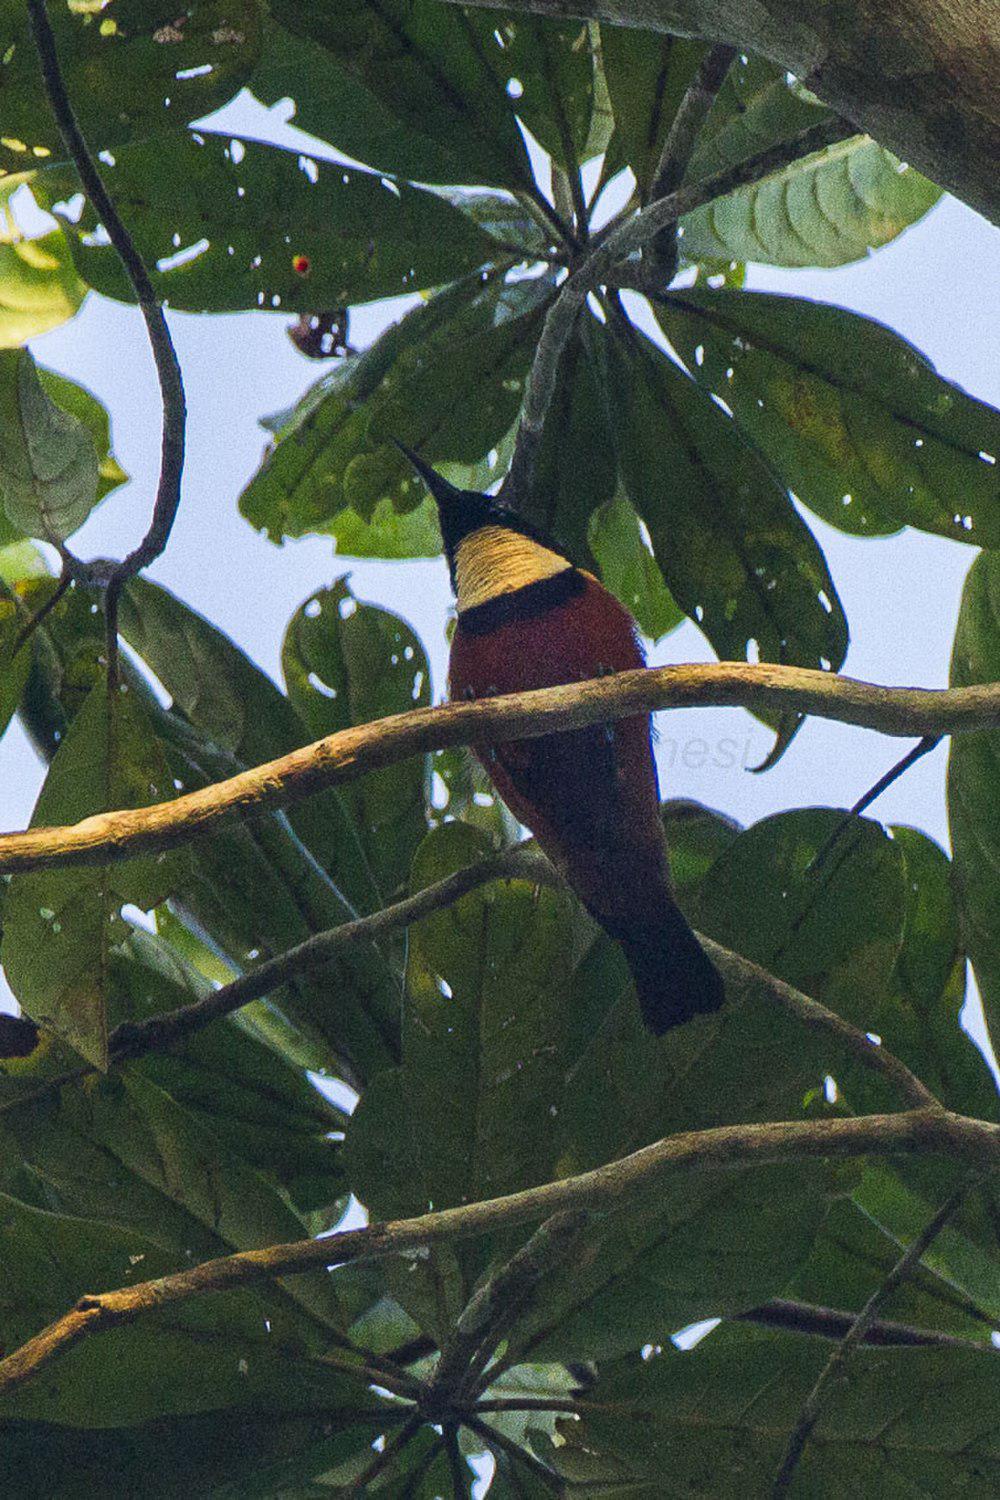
[457,568,586,635]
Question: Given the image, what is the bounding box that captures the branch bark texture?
[0,1109,995,1401]
[1,663,998,876]
[438,0,1000,229]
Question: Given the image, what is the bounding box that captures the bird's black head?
[394,442,557,581]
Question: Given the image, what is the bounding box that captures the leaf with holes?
[591,319,848,726]
[680,135,941,268]
[240,271,554,543]
[1,676,183,1067]
[600,30,709,195]
[589,494,684,642]
[488,15,597,178]
[38,132,498,314]
[283,578,432,900]
[0,0,262,178]
[270,0,534,190]
[948,552,1000,1065]
[0,347,99,541]
[656,288,1000,545]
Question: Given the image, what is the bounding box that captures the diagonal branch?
[734,1296,997,1351]
[0,1109,996,1403]
[0,663,997,878]
[771,1173,987,1497]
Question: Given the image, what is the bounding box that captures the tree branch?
[502,116,850,504]
[432,0,1000,232]
[0,663,997,878]
[646,42,737,275]
[734,1296,996,1351]
[26,0,186,642]
[771,1174,985,1497]
[0,1109,995,1402]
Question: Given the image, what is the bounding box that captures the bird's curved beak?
[392,440,464,510]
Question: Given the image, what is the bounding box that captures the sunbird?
[399,446,725,1033]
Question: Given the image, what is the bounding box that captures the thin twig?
[0,663,997,879]
[427,1212,590,1411]
[0,845,544,1114]
[0,1109,996,1403]
[348,1415,423,1494]
[646,43,737,275]
[771,1174,986,1497]
[734,1296,996,1350]
[26,0,186,587]
[9,570,72,657]
[806,735,942,874]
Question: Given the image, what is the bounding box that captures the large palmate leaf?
[600,31,708,195]
[269,1,535,191]
[0,0,262,179]
[680,135,941,268]
[948,552,1000,1062]
[240,270,555,544]
[0,229,86,346]
[656,288,1000,546]
[686,53,830,186]
[345,820,861,1361]
[283,579,431,901]
[0,347,100,541]
[592,317,848,683]
[39,133,497,314]
[1,676,183,1067]
[547,1326,1000,1495]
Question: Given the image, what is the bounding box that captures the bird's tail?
[615,901,725,1035]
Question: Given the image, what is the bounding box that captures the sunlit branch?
[0,663,997,878]
[0,1109,995,1402]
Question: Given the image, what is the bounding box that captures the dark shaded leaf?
[283,578,432,900]
[40,133,496,314]
[948,552,1000,1060]
[240,271,554,544]
[656,288,1000,545]
[593,318,848,701]
[270,0,533,189]
[600,30,707,196]
[1,677,182,1066]
[549,1327,1000,1495]
[0,0,263,178]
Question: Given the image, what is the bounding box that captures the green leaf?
[948,552,1000,1061]
[0,590,31,739]
[328,494,442,560]
[41,133,497,314]
[680,135,941,268]
[693,808,906,1020]
[594,319,848,690]
[686,54,829,188]
[0,1408,386,1500]
[283,578,432,899]
[0,347,99,540]
[656,288,1000,545]
[1,676,182,1066]
[240,271,554,544]
[0,0,263,177]
[550,1327,1000,1495]
[588,494,684,642]
[600,31,708,195]
[0,229,86,347]
[270,0,534,190]
[37,365,128,501]
[489,16,596,176]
